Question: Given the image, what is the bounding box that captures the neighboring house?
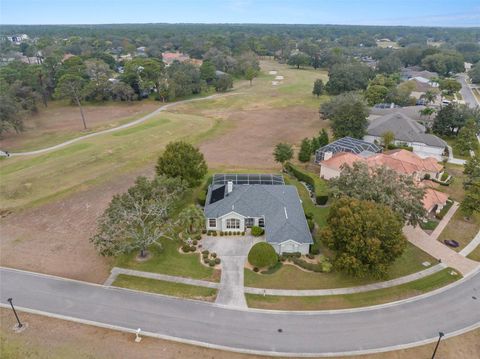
[364,112,447,160]
[204,174,313,254]
[315,137,382,163]
[408,76,439,93]
[401,67,438,81]
[318,149,447,214]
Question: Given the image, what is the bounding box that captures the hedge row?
[285,162,329,205]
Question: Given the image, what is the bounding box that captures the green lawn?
[244,243,436,290]
[115,237,220,282]
[467,245,480,261]
[246,268,459,310]
[112,274,217,301]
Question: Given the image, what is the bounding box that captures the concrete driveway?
[203,235,263,308]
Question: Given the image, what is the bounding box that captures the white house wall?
[271,241,310,255]
[320,165,340,180]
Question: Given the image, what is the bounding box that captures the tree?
[364,84,388,106]
[90,176,184,258]
[433,103,477,136]
[421,52,465,76]
[318,129,329,147]
[245,67,258,86]
[469,62,480,84]
[177,205,205,236]
[439,78,461,96]
[298,138,312,162]
[377,54,402,75]
[111,82,136,101]
[287,51,310,69]
[83,59,111,101]
[273,143,293,169]
[330,162,426,226]
[122,58,165,99]
[325,63,373,94]
[55,74,87,129]
[200,60,216,85]
[215,74,233,92]
[0,94,24,134]
[312,79,325,97]
[381,131,395,148]
[321,197,406,278]
[156,141,208,187]
[321,92,368,139]
[463,156,480,189]
[455,119,479,156]
[460,181,480,220]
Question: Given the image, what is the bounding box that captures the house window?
[258,218,265,227]
[226,218,240,229]
[208,218,216,228]
[245,218,254,227]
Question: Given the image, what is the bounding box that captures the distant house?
[401,67,438,81]
[315,137,382,163]
[364,112,447,160]
[408,76,439,93]
[204,174,313,254]
[162,51,190,66]
[6,34,28,45]
[318,149,448,214]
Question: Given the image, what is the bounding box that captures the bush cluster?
[248,242,278,268]
[251,226,264,236]
[285,162,329,205]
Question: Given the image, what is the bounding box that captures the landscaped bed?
[467,245,480,262]
[112,274,217,301]
[115,237,220,282]
[245,268,460,310]
[244,243,436,290]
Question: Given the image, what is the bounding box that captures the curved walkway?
[7,92,241,157]
[2,266,480,357]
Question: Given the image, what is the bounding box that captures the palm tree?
[177,205,205,235]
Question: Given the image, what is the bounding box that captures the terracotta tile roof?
[386,149,443,172]
[423,188,449,211]
[320,152,365,170]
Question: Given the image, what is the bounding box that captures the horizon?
[1,0,480,27]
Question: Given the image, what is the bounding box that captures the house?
[315,137,382,163]
[204,174,313,254]
[364,112,447,160]
[401,66,438,81]
[162,51,190,66]
[318,149,448,214]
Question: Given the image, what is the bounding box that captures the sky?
[1,0,480,27]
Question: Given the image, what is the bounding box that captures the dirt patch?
[0,166,153,283]
[200,106,325,169]
[0,101,159,150]
[1,309,479,359]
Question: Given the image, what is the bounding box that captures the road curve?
[1,267,479,357]
[7,92,240,157]
[457,73,479,108]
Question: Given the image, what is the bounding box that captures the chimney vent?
[227,181,233,194]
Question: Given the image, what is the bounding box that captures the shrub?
[204,257,210,264]
[202,253,209,259]
[197,190,207,206]
[248,242,278,268]
[320,258,332,272]
[211,252,217,258]
[228,231,232,236]
[261,261,283,275]
[292,257,323,272]
[253,267,259,272]
[424,173,431,180]
[212,231,217,236]
[209,259,216,267]
[215,258,221,264]
[279,255,286,262]
[310,247,320,255]
[193,240,198,245]
[251,226,264,236]
[241,231,245,236]
[306,253,315,259]
[202,229,207,234]
[305,212,313,220]
[181,245,190,252]
[189,245,196,252]
[316,195,329,205]
[201,250,209,255]
[441,172,449,181]
[307,218,314,231]
[195,234,202,240]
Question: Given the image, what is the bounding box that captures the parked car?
[444,239,459,248]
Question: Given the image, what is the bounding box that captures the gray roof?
[369,106,429,122]
[367,112,447,148]
[204,183,313,245]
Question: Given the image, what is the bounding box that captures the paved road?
[457,74,479,108]
[1,267,479,356]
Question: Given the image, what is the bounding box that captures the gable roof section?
[204,182,313,245]
[367,113,446,148]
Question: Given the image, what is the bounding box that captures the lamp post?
[431,331,444,359]
[7,298,23,328]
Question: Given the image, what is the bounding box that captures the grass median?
[112,274,217,301]
[246,268,460,310]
